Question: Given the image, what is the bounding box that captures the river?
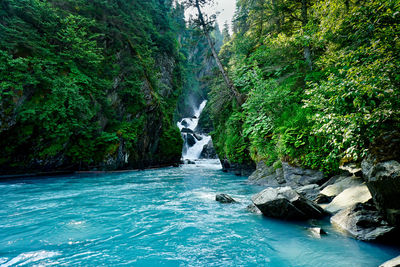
[0,160,399,266]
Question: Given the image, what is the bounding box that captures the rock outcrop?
[282,162,326,187]
[248,161,285,186]
[252,187,325,220]
[331,202,396,242]
[362,157,400,226]
[248,161,325,188]
[323,184,372,214]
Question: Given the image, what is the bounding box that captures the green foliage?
[0,0,185,171]
[208,0,399,175]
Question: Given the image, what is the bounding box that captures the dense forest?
[0,0,188,172]
[0,0,399,175]
[206,0,400,175]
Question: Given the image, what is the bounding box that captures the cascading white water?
[177,100,211,160]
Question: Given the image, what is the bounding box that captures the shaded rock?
[216,194,237,203]
[247,203,262,214]
[252,186,325,220]
[180,119,189,128]
[320,176,364,197]
[296,184,320,201]
[380,256,400,267]
[362,156,400,226]
[248,161,285,186]
[315,194,334,204]
[181,128,194,134]
[282,162,326,187]
[331,202,396,242]
[193,133,203,141]
[200,139,218,159]
[340,163,363,177]
[324,184,372,214]
[184,159,195,164]
[185,134,196,147]
[221,158,255,176]
[308,227,327,238]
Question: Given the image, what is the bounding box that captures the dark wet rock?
[296,184,320,201]
[308,227,327,238]
[248,161,285,186]
[181,128,194,134]
[180,119,189,128]
[193,133,203,141]
[362,156,400,226]
[315,194,334,204]
[380,255,400,267]
[216,194,237,203]
[200,139,218,159]
[282,162,326,187]
[246,203,262,214]
[331,202,397,242]
[184,159,195,164]
[185,134,196,147]
[251,186,325,220]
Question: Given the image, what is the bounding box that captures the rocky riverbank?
[240,135,400,266]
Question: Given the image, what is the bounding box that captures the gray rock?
[296,184,320,201]
[248,161,285,186]
[380,255,400,267]
[331,202,396,242]
[252,186,325,220]
[320,173,351,190]
[362,156,400,226]
[320,176,364,197]
[282,162,325,187]
[246,203,262,214]
[216,194,237,203]
[308,227,327,238]
[323,184,372,214]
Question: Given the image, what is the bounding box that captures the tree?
[183,0,245,106]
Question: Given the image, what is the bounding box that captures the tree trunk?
[301,0,312,70]
[195,0,244,106]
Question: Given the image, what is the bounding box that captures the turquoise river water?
[0,160,399,266]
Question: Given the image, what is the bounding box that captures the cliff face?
[0,0,183,173]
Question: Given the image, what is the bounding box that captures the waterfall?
[177,100,213,160]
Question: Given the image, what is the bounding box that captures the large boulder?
[282,162,326,187]
[296,184,320,201]
[248,161,285,186]
[252,186,325,220]
[320,176,364,198]
[380,256,400,267]
[331,202,396,242]
[323,184,372,214]
[362,157,400,226]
